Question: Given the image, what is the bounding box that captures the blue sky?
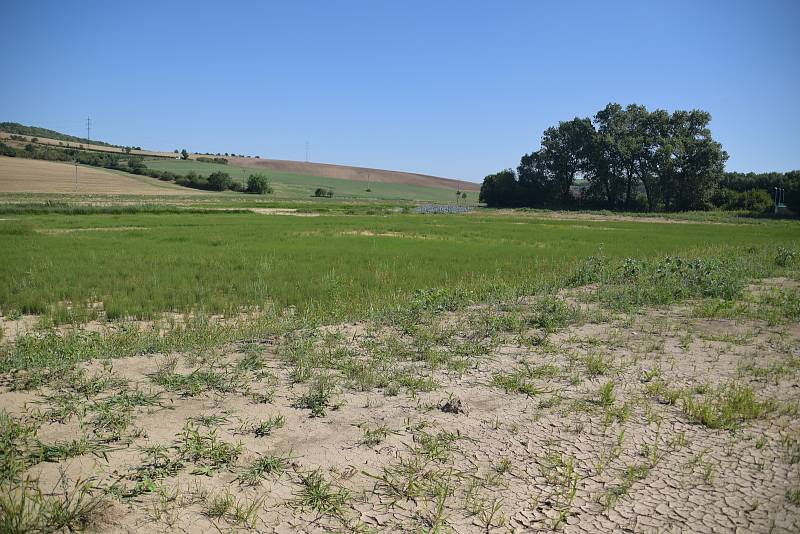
[1,1,797,181]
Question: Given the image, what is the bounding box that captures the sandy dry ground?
[0,156,200,195]
[225,156,481,192]
[1,281,798,532]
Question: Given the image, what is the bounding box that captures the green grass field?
[1,208,797,323]
[143,158,479,202]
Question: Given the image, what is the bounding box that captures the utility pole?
[86,117,91,147]
[305,141,309,162]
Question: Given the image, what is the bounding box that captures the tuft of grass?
[598,381,616,407]
[682,382,774,430]
[294,470,351,519]
[491,370,543,397]
[0,411,40,483]
[583,353,613,377]
[238,453,291,485]
[294,375,338,417]
[253,415,285,437]
[359,424,392,448]
[0,473,102,533]
[178,423,242,475]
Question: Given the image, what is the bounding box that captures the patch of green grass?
[491,370,543,397]
[681,382,774,430]
[1,210,796,336]
[0,411,40,483]
[294,375,338,417]
[238,453,292,485]
[294,470,351,519]
[149,367,244,396]
[0,474,102,533]
[178,423,242,475]
[253,415,285,437]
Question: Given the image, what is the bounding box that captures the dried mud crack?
[1,280,799,532]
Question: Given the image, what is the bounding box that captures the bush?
[711,187,773,214]
[197,157,228,165]
[314,188,334,198]
[246,174,273,195]
[0,142,17,157]
[127,157,146,174]
[207,171,233,191]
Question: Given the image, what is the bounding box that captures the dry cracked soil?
[1,280,799,533]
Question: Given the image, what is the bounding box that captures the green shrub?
[207,172,233,191]
[247,174,273,195]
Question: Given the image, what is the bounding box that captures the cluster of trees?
[480,103,790,213]
[719,171,799,213]
[314,187,334,198]
[196,156,229,164]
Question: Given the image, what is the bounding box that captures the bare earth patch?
[1,283,799,532]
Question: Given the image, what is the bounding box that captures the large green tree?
[479,169,518,207]
[539,118,594,206]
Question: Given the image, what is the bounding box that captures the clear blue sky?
[1,1,797,181]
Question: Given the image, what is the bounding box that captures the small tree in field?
[180,149,189,160]
[208,171,233,191]
[247,174,273,194]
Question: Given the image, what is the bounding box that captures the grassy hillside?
[145,158,479,202]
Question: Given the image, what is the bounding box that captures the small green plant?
[206,490,235,518]
[294,375,338,417]
[0,473,102,533]
[598,381,616,407]
[178,423,242,475]
[294,470,350,519]
[681,382,774,430]
[491,370,542,397]
[253,415,285,437]
[583,353,613,377]
[359,424,392,447]
[238,453,291,485]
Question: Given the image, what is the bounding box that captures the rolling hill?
[0,122,479,193]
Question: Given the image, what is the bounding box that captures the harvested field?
[0,156,201,195]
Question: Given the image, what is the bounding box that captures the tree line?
[480,103,798,214]
[0,141,273,194]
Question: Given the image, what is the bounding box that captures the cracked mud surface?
[2,280,799,532]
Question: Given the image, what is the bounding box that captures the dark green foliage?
[246,174,273,194]
[207,171,233,191]
[720,170,800,214]
[711,188,774,214]
[482,103,734,213]
[314,187,334,198]
[479,169,518,207]
[196,156,228,164]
